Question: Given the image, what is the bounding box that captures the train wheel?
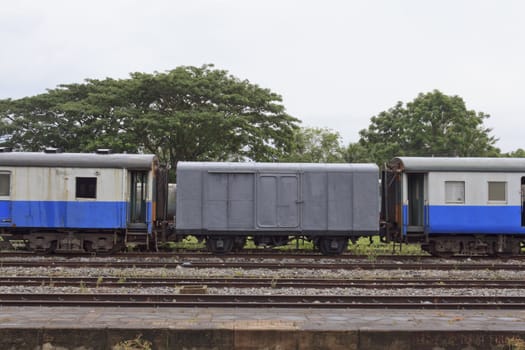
[206,237,234,254]
[107,241,125,254]
[271,236,289,247]
[232,237,246,252]
[147,234,158,252]
[495,240,521,257]
[318,237,348,255]
[44,240,58,254]
[83,241,94,253]
[425,241,454,258]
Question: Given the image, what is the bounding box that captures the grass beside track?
[163,235,426,256]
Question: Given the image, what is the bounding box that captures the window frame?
[487,181,507,204]
[0,172,10,197]
[444,180,465,204]
[75,177,97,199]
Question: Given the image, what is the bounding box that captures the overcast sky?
[1,0,524,152]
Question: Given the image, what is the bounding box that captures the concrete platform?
[0,306,525,349]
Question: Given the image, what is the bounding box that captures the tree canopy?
[0,80,511,168]
[504,148,525,158]
[0,65,299,167]
[357,90,500,164]
[281,127,346,163]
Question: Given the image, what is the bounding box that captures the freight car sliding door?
[257,174,299,228]
[204,173,254,230]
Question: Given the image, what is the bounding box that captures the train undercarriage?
[0,229,158,254]
[3,228,523,257]
[194,234,353,255]
[419,235,524,257]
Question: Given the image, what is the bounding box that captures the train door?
[0,172,11,226]
[203,173,254,229]
[129,171,148,228]
[521,177,525,227]
[257,174,299,228]
[406,173,426,234]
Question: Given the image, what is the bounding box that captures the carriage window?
[488,181,506,202]
[445,181,465,204]
[0,173,10,196]
[76,177,97,199]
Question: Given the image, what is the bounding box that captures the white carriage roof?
[391,157,525,172]
[178,161,378,173]
[0,152,157,169]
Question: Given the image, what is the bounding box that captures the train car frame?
[382,157,525,256]
[0,151,167,253]
[175,161,379,255]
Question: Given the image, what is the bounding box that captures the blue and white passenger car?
[0,150,163,253]
[382,157,525,256]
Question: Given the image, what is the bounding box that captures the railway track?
[1,293,524,309]
[0,258,523,270]
[1,276,525,289]
[2,259,523,309]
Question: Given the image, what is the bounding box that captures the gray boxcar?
[176,162,379,254]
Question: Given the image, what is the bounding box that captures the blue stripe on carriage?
[403,204,525,235]
[0,200,129,229]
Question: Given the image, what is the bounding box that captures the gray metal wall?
[176,162,379,235]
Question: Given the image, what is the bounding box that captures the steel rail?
[0,259,524,270]
[1,293,525,309]
[1,276,525,289]
[2,250,524,260]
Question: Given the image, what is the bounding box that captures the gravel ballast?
[1,262,525,297]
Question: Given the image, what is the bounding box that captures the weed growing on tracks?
[233,270,244,277]
[79,280,87,293]
[113,334,152,350]
[366,250,378,263]
[506,336,525,350]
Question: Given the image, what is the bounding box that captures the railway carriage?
[382,157,525,256]
[0,150,167,253]
[3,150,525,257]
[175,161,379,255]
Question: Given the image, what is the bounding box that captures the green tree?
[358,90,499,164]
[0,65,299,167]
[281,127,345,163]
[344,142,373,163]
[504,148,525,158]
[0,81,138,153]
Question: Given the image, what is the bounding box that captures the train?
[0,148,523,256]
